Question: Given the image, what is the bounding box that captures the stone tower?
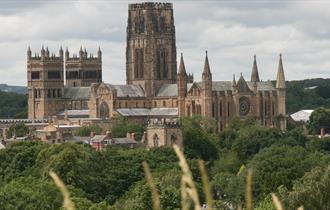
[276,54,286,130]
[126,2,177,97]
[65,47,102,87]
[27,46,64,119]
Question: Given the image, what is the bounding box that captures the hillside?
[286,78,330,114]
[0,90,27,119]
[0,84,27,94]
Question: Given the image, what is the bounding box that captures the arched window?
[153,134,160,147]
[100,102,109,119]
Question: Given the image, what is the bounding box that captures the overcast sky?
[0,0,330,86]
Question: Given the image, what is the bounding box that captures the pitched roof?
[290,110,313,122]
[107,84,145,97]
[116,108,178,117]
[156,83,193,97]
[63,87,91,100]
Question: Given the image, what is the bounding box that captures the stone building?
[27,2,286,132]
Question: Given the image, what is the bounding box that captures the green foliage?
[0,176,62,210]
[181,116,218,161]
[280,166,330,210]
[7,122,29,137]
[286,78,330,114]
[111,117,145,141]
[249,144,330,200]
[0,90,27,119]
[308,107,330,134]
[0,141,46,184]
[74,124,102,136]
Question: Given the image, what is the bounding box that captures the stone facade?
[27,2,286,131]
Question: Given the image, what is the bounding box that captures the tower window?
[31,71,40,80]
[84,70,97,79]
[156,49,167,79]
[67,71,79,79]
[48,71,61,79]
[134,49,144,79]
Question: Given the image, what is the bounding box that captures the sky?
[0,0,330,86]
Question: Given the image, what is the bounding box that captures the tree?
[7,123,29,138]
[248,144,330,200]
[36,143,103,202]
[0,176,62,210]
[308,107,330,134]
[180,116,218,161]
[111,117,145,141]
[280,166,330,210]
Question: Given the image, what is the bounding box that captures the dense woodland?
[1,116,330,209]
[1,78,330,118]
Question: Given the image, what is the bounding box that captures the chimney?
[320,127,325,138]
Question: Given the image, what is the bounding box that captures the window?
[31,71,40,80]
[48,90,51,98]
[153,134,159,147]
[156,49,167,79]
[84,70,97,79]
[67,71,79,79]
[134,49,144,79]
[48,71,61,79]
[163,101,166,106]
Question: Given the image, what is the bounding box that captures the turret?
[65,47,69,60]
[79,46,84,60]
[251,55,260,82]
[41,46,45,60]
[276,54,286,130]
[177,53,187,117]
[27,46,31,60]
[177,53,187,97]
[45,47,50,57]
[59,46,63,58]
[201,51,213,118]
[97,47,102,61]
[232,74,237,92]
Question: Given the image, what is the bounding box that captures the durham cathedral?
[27,2,286,132]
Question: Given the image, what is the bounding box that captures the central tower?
[126,2,177,97]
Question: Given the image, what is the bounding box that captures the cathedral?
[27,2,286,132]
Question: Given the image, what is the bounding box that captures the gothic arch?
[99,102,110,119]
[170,134,177,145]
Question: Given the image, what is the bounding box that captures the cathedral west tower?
[126,2,177,97]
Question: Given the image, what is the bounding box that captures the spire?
[203,50,211,76]
[178,53,187,76]
[276,54,286,89]
[251,54,260,82]
[232,74,236,86]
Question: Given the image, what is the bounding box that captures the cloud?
[0,1,330,85]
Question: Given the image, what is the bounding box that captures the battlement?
[148,118,180,128]
[28,46,63,62]
[129,2,172,10]
[65,47,102,62]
